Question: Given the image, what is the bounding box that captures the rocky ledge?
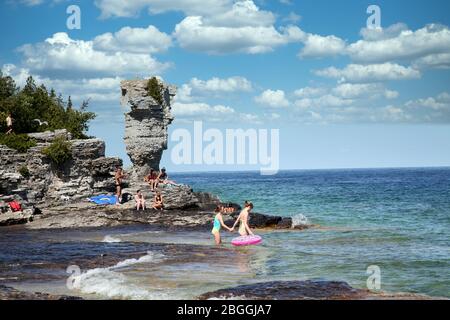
[0,285,82,300]
[23,199,310,231]
[197,280,437,300]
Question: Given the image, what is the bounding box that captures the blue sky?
[1,0,450,171]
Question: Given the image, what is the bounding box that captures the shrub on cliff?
[0,73,95,139]
[146,77,164,105]
[18,165,30,178]
[42,136,72,165]
[0,133,37,152]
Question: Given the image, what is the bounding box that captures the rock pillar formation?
[120,79,176,181]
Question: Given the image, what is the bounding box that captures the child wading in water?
[211,206,233,245]
[232,201,255,236]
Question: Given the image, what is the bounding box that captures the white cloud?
[283,12,301,24]
[299,34,346,58]
[174,16,304,54]
[332,83,398,100]
[94,0,231,18]
[172,101,259,123]
[203,0,275,27]
[173,102,235,116]
[315,63,421,83]
[93,25,172,54]
[294,95,353,109]
[189,76,252,92]
[294,86,326,98]
[359,23,409,41]
[412,53,450,70]
[405,92,450,110]
[18,32,171,78]
[255,89,290,108]
[347,24,450,64]
[174,76,252,103]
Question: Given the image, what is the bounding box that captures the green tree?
[0,74,96,139]
[146,77,164,105]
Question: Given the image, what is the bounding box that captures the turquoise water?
[171,168,450,297]
[1,168,449,299]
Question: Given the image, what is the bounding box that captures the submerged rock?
[197,280,436,300]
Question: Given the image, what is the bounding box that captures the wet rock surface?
[197,280,436,300]
[0,285,82,300]
[24,200,302,231]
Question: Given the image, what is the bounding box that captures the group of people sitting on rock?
[143,167,177,191]
[114,166,176,210]
[134,189,163,211]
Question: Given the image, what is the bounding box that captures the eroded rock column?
[120,79,176,181]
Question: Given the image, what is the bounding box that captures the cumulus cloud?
[94,0,231,18]
[332,83,398,100]
[93,25,172,54]
[189,76,252,93]
[17,32,171,78]
[347,24,450,64]
[283,12,301,24]
[174,76,252,103]
[299,34,346,58]
[294,86,327,98]
[412,53,450,70]
[255,89,290,108]
[174,16,303,54]
[203,0,275,27]
[315,63,421,83]
[294,95,353,109]
[1,64,121,103]
[172,101,259,123]
[359,23,409,41]
[405,92,450,110]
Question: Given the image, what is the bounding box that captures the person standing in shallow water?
[231,202,255,236]
[5,113,13,134]
[211,206,233,245]
[115,167,125,204]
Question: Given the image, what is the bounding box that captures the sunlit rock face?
[120,79,176,181]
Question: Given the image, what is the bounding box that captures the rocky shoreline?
[20,199,309,231]
[0,281,437,300]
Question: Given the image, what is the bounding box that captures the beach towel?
[88,195,117,205]
[9,201,22,212]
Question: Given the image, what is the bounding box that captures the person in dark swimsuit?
[156,167,177,188]
[115,167,125,203]
[152,191,164,210]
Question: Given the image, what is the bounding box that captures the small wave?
[102,235,121,243]
[72,251,167,300]
[292,214,310,227]
[112,252,165,269]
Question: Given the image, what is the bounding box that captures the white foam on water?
[102,235,121,243]
[112,251,165,269]
[292,214,310,227]
[72,251,168,300]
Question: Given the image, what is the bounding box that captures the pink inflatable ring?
[231,235,262,247]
